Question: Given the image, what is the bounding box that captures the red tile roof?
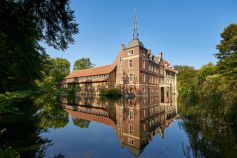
[65,64,116,79]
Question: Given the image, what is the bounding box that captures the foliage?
[0,148,19,158]
[100,88,121,99]
[174,65,199,105]
[176,24,237,158]
[0,0,78,93]
[73,57,94,70]
[35,57,70,91]
[33,93,69,129]
[0,91,32,114]
[48,58,70,84]
[0,95,53,158]
[72,118,91,128]
[216,24,237,83]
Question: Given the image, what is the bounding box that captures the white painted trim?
[123,55,139,60]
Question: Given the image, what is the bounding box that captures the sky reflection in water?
[40,95,190,158]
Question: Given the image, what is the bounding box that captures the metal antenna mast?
[133,9,139,39]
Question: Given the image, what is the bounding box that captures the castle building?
[61,14,178,103]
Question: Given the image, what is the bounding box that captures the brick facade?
[61,37,178,104]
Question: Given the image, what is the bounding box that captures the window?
[129,60,133,68]
[143,87,145,93]
[142,73,146,83]
[119,56,122,61]
[129,74,134,82]
[150,107,154,114]
[149,75,151,83]
[120,118,123,125]
[128,50,134,56]
[161,87,164,103]
[142,59,145,69]
[129,109,134,119]
[128,124,134,134]
[128,138,134,145]
[142,50,146,56]
[142,109,146,118]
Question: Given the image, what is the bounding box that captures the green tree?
[35,57,70,90]
[215,24,237,82]
[0,0,78,93]
[197,62,216,84]
[49,58,70,83]
[174,65,199,105]
[73,58,94,70]
[72,118,91,128]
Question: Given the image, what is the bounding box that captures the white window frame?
[128,124,134,134]
[128,138,134,145]
[129,109,134,120]
[128,49,134,56]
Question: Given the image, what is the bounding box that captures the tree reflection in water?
[179,100,237,158]
[73,118,91,128]
[34,93,69,129]
[4,93,236,158]
[0,93,69,158]
[60,94,178,157]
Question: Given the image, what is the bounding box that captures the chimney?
[160,51,163,59]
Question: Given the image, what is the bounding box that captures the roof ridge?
[72,64,114,72]
[66,64,116,79]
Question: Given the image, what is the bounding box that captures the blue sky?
[44,0,237,69]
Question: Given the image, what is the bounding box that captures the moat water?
[0,93,237,158]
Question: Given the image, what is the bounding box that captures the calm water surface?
[1,93,237,158]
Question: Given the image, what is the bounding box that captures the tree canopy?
[216,24,237,82]
[35,57,70,90]
[73,58,94,70]
[0,0,78,92]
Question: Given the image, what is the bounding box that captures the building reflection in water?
[60,94,178,157]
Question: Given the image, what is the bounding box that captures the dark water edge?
[0,93,237,158]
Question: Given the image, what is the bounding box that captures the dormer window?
[128,49,134,56]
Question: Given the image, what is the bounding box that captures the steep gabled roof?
[160,60,177,73]
[65,64,116,79]
[127,38,144,48]
[160,60,171,66]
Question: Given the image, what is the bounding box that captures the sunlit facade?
[60,37,177,102]
[61,14,178,103]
